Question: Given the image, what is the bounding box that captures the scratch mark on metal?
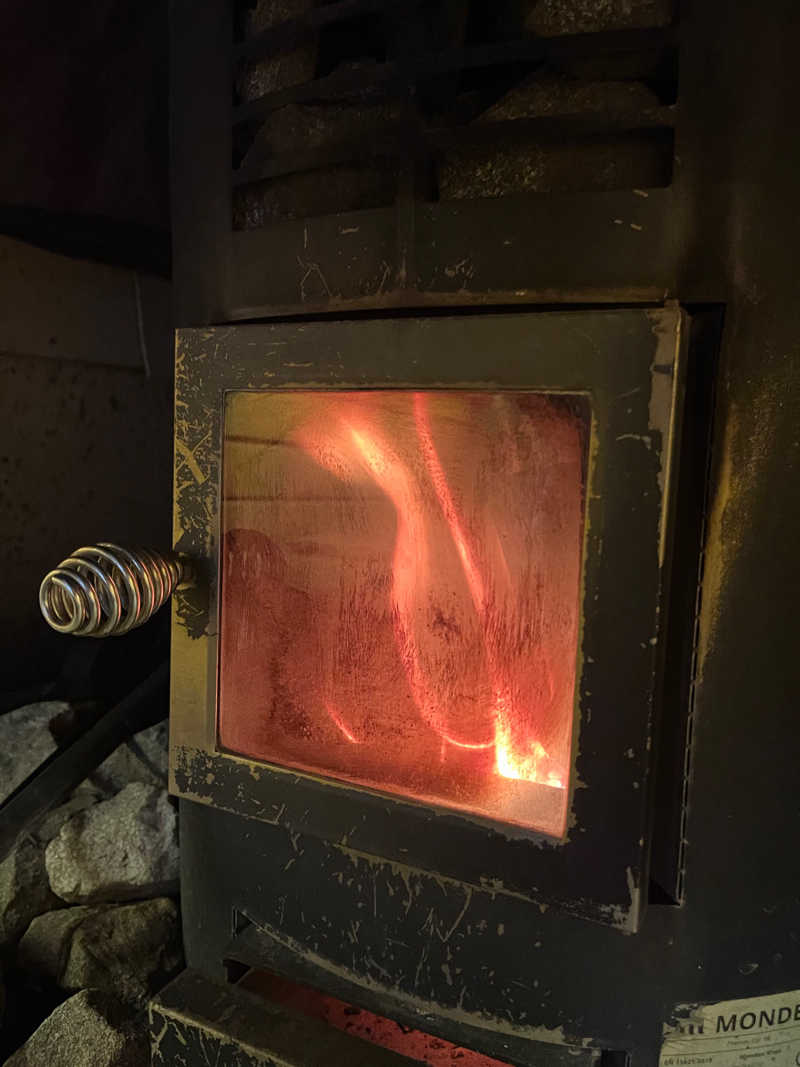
[414,945,429,990]
[443,887,472,942]
[616,432,652,448]
[617,386,642,400]
[175,437,208,485]
[262,803,286,827]
[297,255,333,301]
[376,260,392,296]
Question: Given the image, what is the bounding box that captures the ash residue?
[526,0,674,36]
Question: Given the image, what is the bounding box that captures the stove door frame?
[170,307,686,932]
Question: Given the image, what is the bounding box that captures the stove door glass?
[219,390,588,838]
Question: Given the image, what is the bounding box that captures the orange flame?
[298,395,564,790]
[347,420,494,751]
[413,393,485,613]
[415,395,561,788]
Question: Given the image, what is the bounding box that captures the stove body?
[160,0,800,1063]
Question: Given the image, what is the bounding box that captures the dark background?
[0,0,169,267]
[0,0,172,694]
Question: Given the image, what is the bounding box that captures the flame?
[346,420,494,751]
[415,395,561,789]
[325,702,361,744]
[413,393,485,612]
[297,395,564,791]
[492,695,546,780]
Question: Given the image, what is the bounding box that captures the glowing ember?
[493,702,548,781]
[241,970,515,1067]
[219,390,587,837]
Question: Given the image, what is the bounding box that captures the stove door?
[169,308,686,931]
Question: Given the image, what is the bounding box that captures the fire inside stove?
[219,390,588,838]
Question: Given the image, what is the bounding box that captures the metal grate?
[231,0,679,229]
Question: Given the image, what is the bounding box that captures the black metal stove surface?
[165,0,800,1063]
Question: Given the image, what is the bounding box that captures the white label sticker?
[661,989,800,1067]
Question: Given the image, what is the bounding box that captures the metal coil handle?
[39,544,189,637]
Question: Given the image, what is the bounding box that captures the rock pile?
[0,704,181,1065]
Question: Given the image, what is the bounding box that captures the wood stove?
[156,0,800,1064]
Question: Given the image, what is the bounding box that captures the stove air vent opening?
[231,0,679,228]
[237,967,518,1066]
